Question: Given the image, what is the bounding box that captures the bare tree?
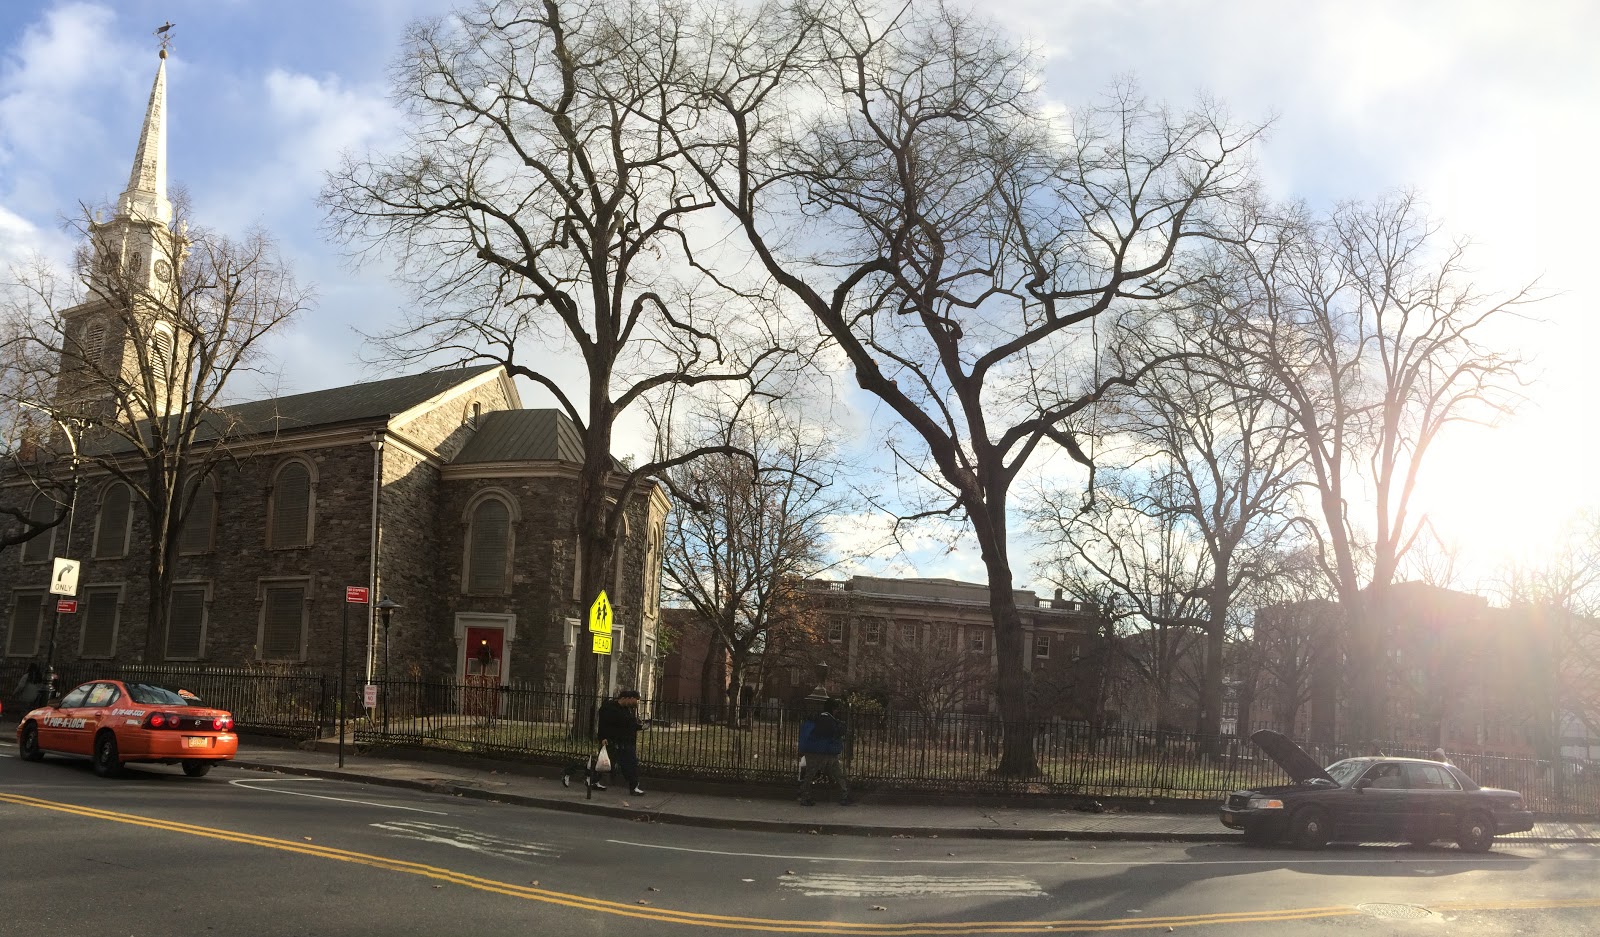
[670,0,1260,774]
[1219,193,1534,742]
[3,211,308,661]
[1033,306,1305,742]
[657,404,847,726]
[322,0,799,729]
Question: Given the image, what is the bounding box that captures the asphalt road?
[1,746,1597,936]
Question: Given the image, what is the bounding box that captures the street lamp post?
[376,596,402,733]
[21,403,82,701]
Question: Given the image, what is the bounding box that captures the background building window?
[259,583,307,660]
[5,592,45,657]
[864,620,882,646]
[178,479,215,554]
[166,586,208,660]
[20,495,56,563]
[827,620,845,643]
[269,461,312,548]
[79,587,122,658]
[899,622,918,646]
[466,497,512,594]
[93,482,133,558]
[968,631,987,653]
[1033,633,1051,659]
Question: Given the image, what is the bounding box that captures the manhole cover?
[1357,903,1431,919]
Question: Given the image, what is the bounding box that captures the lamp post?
[21,402,82,701]
[376,596,401,733]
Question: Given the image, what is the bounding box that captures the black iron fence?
[0,660,327,739]
[353,681,1600,816]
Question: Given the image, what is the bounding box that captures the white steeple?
[115,49,172,225]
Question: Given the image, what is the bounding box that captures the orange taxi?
[16,679,238,778]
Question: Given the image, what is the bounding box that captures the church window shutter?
[81,318,107,363]
[467,498,511,594]
[21,495,55,563]
[260,584,306,660]
[94,483,132,558]
[166,587,207,659]
[152,330,173,385]
[79,588,121,658]
[179,480,214,554]
[6,593,45,657]
[270,462,312,548]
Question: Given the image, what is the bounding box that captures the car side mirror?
[1355,778,1372,792]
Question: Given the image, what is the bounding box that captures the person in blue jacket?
[797,698,853,806]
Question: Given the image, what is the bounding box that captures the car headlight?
[1246,797,1285,810]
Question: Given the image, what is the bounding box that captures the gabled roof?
[452,409,586,464]
[224,365,500,435]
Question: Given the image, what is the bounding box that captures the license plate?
[185,736,210,749]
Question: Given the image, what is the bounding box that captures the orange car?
[16,679,238,778]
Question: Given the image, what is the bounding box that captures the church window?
[258,582,308,661]
[79,586,123,659]
[465,496,512,594]
[20,494,57,563]
[5,592,46,657]
[268,461,314,548]
[81,318,107,363]
[93,482,133,559]
[178,477,215,554]
[152,330,173,385]
[165,585,208,660]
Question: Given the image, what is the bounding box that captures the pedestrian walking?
[12,663,45,709]
[597,688,648,796]
[798,698,853,806]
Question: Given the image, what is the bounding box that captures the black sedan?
[1220,730,1535,851]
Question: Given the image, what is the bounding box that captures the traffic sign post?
[339,585,371,768]
[592,633,612,655]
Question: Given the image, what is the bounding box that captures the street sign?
[363,684,378,709]
[588,590,613,635]
[56,599,78,614]
[592,633,612,655]
[49,557,80,596]
[346,585,370,604]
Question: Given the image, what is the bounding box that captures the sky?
[1,0,1596,589]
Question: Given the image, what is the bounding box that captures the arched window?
[93,482,133,559]
[81,318,107,364]
[178,477,215,555]
[152,329,173,385]
[21,494,56,563]
[268,461,313,548]
[465,496,512,594]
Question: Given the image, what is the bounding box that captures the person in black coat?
[596,689,647,795]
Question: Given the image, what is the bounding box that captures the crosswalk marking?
[370,821,559,860]
[780,873,1046,898]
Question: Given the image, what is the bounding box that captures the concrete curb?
[227,758,1238,842]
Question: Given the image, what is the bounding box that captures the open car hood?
[1250,729,1337,785]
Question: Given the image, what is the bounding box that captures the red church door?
[462,626,504,717]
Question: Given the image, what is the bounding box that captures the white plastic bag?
[595,744,612,773]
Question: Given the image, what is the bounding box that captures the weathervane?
[154,21,176,56]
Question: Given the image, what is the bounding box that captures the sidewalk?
[225,743,1600,844]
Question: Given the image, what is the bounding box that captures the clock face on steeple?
[154,259,172,282]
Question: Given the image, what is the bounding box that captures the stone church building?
[1,53,667,704]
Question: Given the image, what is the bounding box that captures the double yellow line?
[0,791,1589,934]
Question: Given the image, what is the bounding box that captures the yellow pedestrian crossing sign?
[592,633,612,655]
[588,590,613,635]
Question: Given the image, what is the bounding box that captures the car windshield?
[125,684,190,706]
[1325,758,1368,786]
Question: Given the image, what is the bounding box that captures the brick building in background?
[1,53,667,707]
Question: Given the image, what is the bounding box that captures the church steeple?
[116,49,173,225]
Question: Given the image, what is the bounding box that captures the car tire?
[181,760,213,778]
[1457,813,1494,853]
[19,723,44,762]
[1290,807,1330,849]
[92,731,123,778]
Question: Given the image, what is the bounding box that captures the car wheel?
[19,723,44,762]
[181,760,213,778]
[92,731,123,778]
[1290,807,1330,849]
[1457,813,1494,853]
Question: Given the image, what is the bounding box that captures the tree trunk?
[698,630,724,721]
[570,396,617,741]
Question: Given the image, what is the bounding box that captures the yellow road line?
[0,792,1588,934]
